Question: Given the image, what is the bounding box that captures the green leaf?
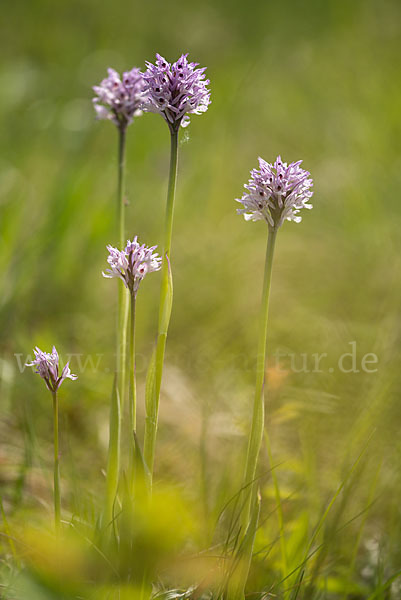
[159,255,173,336]
[145,347,157,418]
[133,431,151,494]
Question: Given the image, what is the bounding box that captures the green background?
[1,0,401,594]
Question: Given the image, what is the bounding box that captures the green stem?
[129,293,137,434]
[229,230,277,599]
[129,292,137,490]
[242,229,277,529]
[144,130,178,484]
[52,391,61,534]
[106,125,129,523]
[117,127,129,418]
[117,126,127,249]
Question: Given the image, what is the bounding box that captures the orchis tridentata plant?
[142,53,211,487]
[93,67,146,131]
[233,156,314,599]
[26,346,77,392]
[142,53,211,133]
[104,238,161,489]
[94,66,146,522]
[236,156,313,230]
[26,346,77,534]
[103,238,162,297]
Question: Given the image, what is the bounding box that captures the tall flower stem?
[106,125,129,522]
[129,292,137,491]
[52,391,61,534]
[117,127,129,418]
[117,125,127,247]
[242,229,277,529]
[144,130,178,483]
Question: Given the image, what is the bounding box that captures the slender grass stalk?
[144,130,178,484]
[242,229,277,528]
[106,125,129,522]
[226,488,261,600]
[129,292,137,491]
[289,435,373,599]
[0,497,18,565]
[52,390,61,534]
[264,428,288,589]
[342,461,381,600]
[366,567,401,600]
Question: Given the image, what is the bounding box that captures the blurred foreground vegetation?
[1,0,401,597]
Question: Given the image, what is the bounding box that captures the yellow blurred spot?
[266,365,289,390]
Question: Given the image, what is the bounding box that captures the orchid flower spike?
[93,67,146,130]
[103,236,162,296]
[237,156,314,231]
[142,53,211,132]
[26,346,77,392]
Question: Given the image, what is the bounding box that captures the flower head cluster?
[142,53,211,131]
[93,67,146,129]
[236,156,314,230]
[26,346,77,392]
[103,237,162,296]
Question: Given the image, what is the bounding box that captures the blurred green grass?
[1,0,401,595]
